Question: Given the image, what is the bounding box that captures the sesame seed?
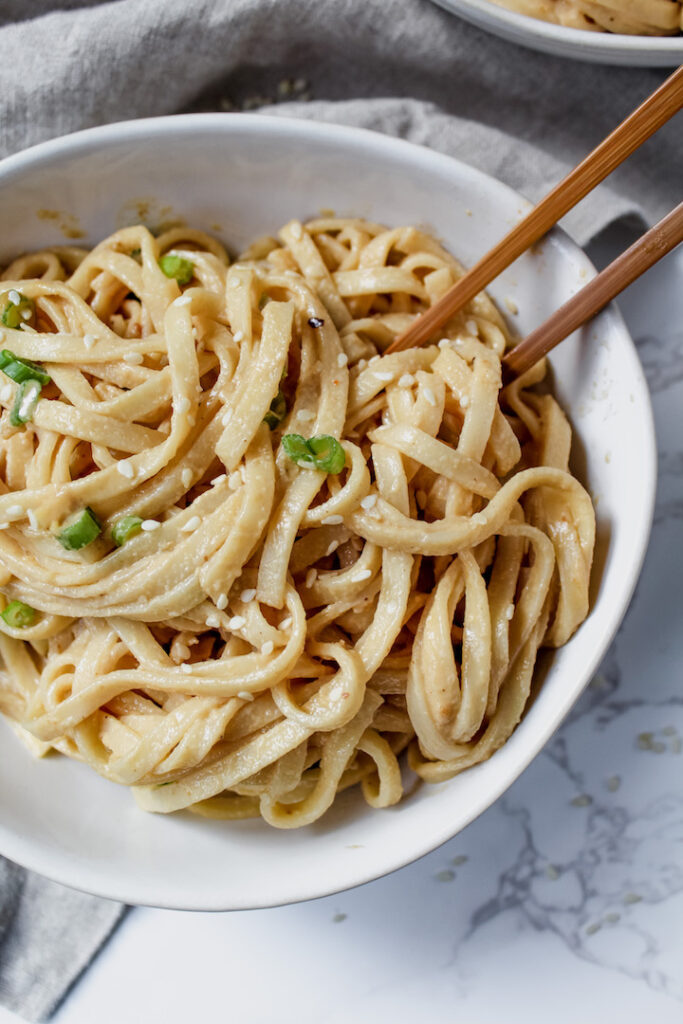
[237,691,254,702]
[117,460,135,479]
[374,371,394,382]
[360,494,377,510]
[228,473,241,490]
[423,387,437,407]
[180,663,193,674]
[206,613,221,629]
[398,374,414,388]
[241,588,256,603]
[505,604,515,620]
[357,359,368,370]
[212,474,227,486]
[305,568,317,589]
[141,519,161,532]
[438,338,450,349]
[290,222,303,241]
[123,352,143,364]
[233,330,244,343]
[466,319,478,335]
[20,309,31,321]
[321,514,343,526]
[176,396,191,415]
[356,568,372,581]
[216,593,228,610]
[174,295,193,306]
[337,353,349,368]
[83,333,97,350]
[221,410,232,426]
[279,616,293,630]
[228,615,246,630]
[298,409,315,423]
[27,509,39,530]
[6,504,23,517]
[0,384,12,402]
[8,290,21,306]
[261,640,274,655]
[0,523,9,531]
[181,468,193,488]
[175,643,191,661]
[180,515,201,533]
[325,540,339,556]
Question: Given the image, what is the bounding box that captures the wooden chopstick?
[502,201,683,381]
[386,64,683,355]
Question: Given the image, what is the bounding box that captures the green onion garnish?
[0,350,51,386]
[9,379,42,427]
[281,434,345,474]
[57,507,102,550]
[159,253,194,285]
[1,600,36,628]
[111,514,143,547]
[263,390,287,430]
[0,291,35,329]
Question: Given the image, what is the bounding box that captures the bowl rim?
[430,0,683,61]
[0,113,657,909]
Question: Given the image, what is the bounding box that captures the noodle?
[0,216,595,828]
[490,0,683,34]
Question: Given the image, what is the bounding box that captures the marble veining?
[436,240,683,1007]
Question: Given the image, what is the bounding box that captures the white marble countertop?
[1,225,681,1024]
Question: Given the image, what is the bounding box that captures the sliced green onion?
[57,507,102,550]
[263,390,287,430]
[111,514,143,547]
[159,253,194,285]
[0,350,51,386]
[1,600,36,628]
[281,434,345,474]
[9,379,42,427]
[0,291,35,329]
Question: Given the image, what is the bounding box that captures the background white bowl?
[430,0,683,65]
[0,115,655,910]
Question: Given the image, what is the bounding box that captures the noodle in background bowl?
[0,115,655,910]
[429,0,683,64]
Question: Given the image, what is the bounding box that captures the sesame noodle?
[0,217,594,828]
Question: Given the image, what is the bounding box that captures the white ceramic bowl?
[0,115,655,910]
[430,0,683,65]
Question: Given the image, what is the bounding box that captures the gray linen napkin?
[0,1,680,1021]
[0,0,678,241]
[0,861,126,1021]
